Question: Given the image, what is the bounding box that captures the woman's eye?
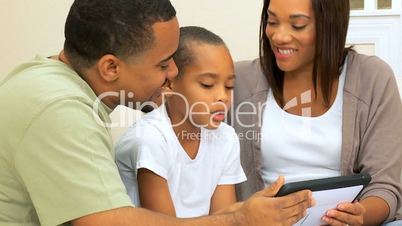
[292,25,307,30]
[267,20,277,26]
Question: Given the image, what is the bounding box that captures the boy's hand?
[236,176,315,226]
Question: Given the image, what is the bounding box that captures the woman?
[231,0,402,225]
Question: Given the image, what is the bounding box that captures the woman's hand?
[322,201,366,226]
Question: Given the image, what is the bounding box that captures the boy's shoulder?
[216,122,236,134]
[116,109,171,149]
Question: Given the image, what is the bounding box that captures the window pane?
[350,0,365,10]
[377,0,392,9]
[347,43,375,56]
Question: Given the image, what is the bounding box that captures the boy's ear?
[96,54,121,82]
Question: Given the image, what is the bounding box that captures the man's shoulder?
[2,55,93,100]
[0,56,99,121]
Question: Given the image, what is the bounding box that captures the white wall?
[0,0,261,78]
[0,0,74,78]
[171,0,262,61]
[0,1,400,79]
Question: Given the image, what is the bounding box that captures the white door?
[347,0,402,80]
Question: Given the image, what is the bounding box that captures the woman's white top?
[261,61,347,185]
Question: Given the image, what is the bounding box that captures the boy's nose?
[216,87,229,103]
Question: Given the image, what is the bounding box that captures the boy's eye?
[225,86,234,90]
[200,83,213,88]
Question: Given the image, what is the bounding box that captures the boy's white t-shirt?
[115,105,246,218]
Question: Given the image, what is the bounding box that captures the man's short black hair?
[173,26,226,78]
[64,0,176,71]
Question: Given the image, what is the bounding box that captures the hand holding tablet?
[275,174,371,226]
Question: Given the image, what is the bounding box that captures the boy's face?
[169,44,234,129]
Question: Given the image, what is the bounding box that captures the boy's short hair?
[64,0,176,72]
[173,26,226,78]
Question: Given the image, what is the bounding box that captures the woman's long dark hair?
[259,0,352,107]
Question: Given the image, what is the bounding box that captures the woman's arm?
[361,196,390,226]
[321,196,389,226]
[137,168,176,217]
[356,58,402,222]
[323,56,401,226]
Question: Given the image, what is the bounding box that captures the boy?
[116,26,246,217]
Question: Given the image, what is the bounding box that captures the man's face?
[118,17,179,111]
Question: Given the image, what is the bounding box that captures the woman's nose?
[270,27,292,44]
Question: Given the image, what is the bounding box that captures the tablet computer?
[275,174,371,226]
[276,173,371,197]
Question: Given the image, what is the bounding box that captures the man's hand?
[73,176,314,226]
[235,176,315,226]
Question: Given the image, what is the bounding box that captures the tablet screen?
[294,185,363,226]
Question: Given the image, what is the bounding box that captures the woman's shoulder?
[347,51,395,83]
[234,58,269,103]
[345,51,397,100]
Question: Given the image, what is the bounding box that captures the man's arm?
[72,207,242,226]
[73,176,315,226]
[137,168,176,217]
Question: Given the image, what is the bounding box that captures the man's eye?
[160,65,169,70]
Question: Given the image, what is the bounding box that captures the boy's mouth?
[211,111,226,122]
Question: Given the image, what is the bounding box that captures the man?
[0,0,313,225]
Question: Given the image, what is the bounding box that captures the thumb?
[261,176,285,197]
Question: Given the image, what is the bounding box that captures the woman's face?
[265,0,316,74]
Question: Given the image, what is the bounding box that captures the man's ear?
[97,54,121,82]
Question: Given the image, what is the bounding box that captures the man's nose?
[166,59,178,80]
